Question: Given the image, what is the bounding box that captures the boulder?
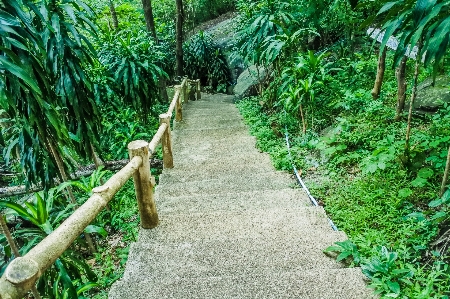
[233,65,267,101]
[413,75,450,113]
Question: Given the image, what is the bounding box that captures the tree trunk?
[0,214,42,299]
[404,44,422,163]
[299,104,306,134]
[159,79,169,102]
[395,56,407,121]
[47,139,97,254]
[440,145,450,197]
[175,0,184,77]
[371,48,387,100]
[109,0,119,30]
[142,0,157,40]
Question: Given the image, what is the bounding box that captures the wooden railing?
[0,78,201,299]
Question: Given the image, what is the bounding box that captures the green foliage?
[98,29,167,120]
[235,0,294,67]
[324,240,361,266]
[0,186,101,298]
[0,0,101,189]
[237,28,450,297]
[373,0,450,76]
[183,32,231,92]
[362,246,414,298]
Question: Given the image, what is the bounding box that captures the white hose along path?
[283,111,338,231]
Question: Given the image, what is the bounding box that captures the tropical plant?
[0,0,101,189]
[98,29,168,120]
[0,186,104,298]
[281,51,332,133]
[235,0,295,68]
[183,31,231,92]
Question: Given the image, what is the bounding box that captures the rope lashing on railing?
[283,111,338,231]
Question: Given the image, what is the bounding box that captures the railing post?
[160,113,174,169]
[0,257,40,299]
[183,79,188,104]
[196,79,201,100]
[175,85,182,122]
[128,140,158,229]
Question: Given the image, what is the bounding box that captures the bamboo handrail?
[0,77,201,299]
[149,122,168,154]
[167,87,181,116]
[0,156,143,298]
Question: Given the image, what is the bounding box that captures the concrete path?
[109,93,373,298]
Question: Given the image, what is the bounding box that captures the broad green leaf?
[0,56,41,94]
[77,282,98,295]
[85,225,107,237]
[55,259,78,299]
[418,167,434,179]
[36,192,48,224]
[378,2,399,15]
[0,201,40,226]
[387,280,400,294]
[398,188,413,198]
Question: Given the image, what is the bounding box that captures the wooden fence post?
[175,85,182,122]
[196,79,201,100]
[160,114,174,169]
[128,140,158,229]
[183,79,188,104]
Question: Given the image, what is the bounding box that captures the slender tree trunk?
[141,0,169,102]
[109,0,119,30]
[440,145,450,197]
[142,0,157,40]
[404,44,422,163]
[1,214,42,299]
[175,0,184,77]
[395,56,408,121]
[299,104,306,134]
[47,139,97,254]
[371,48,387,100]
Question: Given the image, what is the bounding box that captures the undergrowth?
[236,48,450,298]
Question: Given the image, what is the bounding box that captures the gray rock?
[233,65,267,101]
[414,75,450,112]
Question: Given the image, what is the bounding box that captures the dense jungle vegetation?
[0,0,450,298]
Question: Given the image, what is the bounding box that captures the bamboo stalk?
[148,123,168,154]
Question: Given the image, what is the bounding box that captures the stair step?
[162,157,277,180]
[156,172,295,197]
[173,127,250,141]
[172,134,257,149]
[139,207,335,244]
[156,189,310,214]
[109,268,372,299]
[174,116,245,127]
[122,232,347,282]
[194,93,234,102]
[174,121,247,131]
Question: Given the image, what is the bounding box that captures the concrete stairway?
[108,93,373,299]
